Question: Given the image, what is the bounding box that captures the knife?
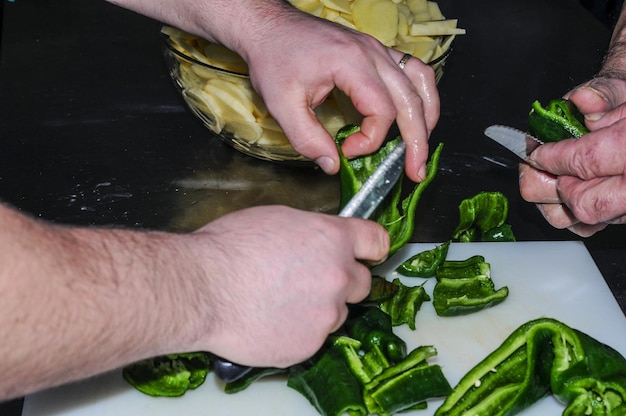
[213,140,407,382]
[484,125,544,160]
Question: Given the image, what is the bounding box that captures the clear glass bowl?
[162,27,452,163]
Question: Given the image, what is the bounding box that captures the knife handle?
[212,356,252,382]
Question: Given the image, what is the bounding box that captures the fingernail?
[585,112,604,122]
[416,165,426,182]
[315,156,336,174]
[581,86,609,102]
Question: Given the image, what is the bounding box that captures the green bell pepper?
[122,352,211,397]
[288,334,451,416]
[527,98,589,143]
[435,317,626,416]
[396,241,451,277]
[435,255,490,280]
[345,306,407,363]
[379,278,431,330]
[452,192,515,242]
[336,125,443,257]
[433,274,509,317]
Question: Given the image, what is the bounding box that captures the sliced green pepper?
[379,278,431,330]
[431,256,508,316]
[433,274,509,317]
[288,344,368,416]
[435,255,490,280]
[289,336,451,416]
[122,352,211,397]
[396,241,451,277]
[527,98,589,143]
[435,318,626,416]
[364,346,452,416]
[345,306,407,363]
[336,125,443,257]
[452,192,515,242]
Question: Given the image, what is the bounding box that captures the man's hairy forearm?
[105,0,299,62]
[0,204,204,399]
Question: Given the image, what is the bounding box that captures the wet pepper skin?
[435,318,626,416]
[335,124,443,257]
[527,98,589,142]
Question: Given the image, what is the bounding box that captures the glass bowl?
[162,26,453,163]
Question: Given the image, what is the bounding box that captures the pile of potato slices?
[163,0,464,161]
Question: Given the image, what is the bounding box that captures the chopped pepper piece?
[432,256,508,316]
[345,306,407,363]
[336,125,443,257]
[289,335,451,416]
[452,192,515,242]
[527,98,589,142]
[122,352,211,397]
[434,318,626,416]
[379,278,431,330]
[396,241,451,277]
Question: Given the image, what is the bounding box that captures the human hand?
[239,8,439,182]
[185,206,389,368]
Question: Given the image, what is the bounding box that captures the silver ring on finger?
[397,53,412,70]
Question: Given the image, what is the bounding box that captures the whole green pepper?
[435,318,626,416]
[527,98,589,142]
[336,125,443,257]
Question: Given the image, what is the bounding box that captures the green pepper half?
[527,98,589,143]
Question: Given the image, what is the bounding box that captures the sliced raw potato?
[427,1,444,19]
[333,15,357,30]
[290,0,324,15]
[162,0,464,161]
[320,0,351,13]
[351,0,399,46]
[225,119,263,142]
[182,88,225,133]
[410,19,466,36]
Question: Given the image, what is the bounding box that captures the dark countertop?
[0,0,623,413]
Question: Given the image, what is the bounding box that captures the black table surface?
[0,0,623,413]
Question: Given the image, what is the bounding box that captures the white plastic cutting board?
[23,241,626,416]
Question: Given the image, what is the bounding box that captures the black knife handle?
[212,356,252,382]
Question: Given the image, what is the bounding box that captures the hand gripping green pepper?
[122,352,211,397]
[527,98,589,143]
[434,317,626,416]
[336,125,443,257]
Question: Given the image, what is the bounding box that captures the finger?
[568,79,626,129]
[344,262,374,304]
[330,303,350,333]
[527,125,626,178]
[536,202,579,229]
[275,98,341,174]
[388,52,439,182]
[567,222,608,237]
[557,174,626,225]
[519,163,559,203]
[347,218,390,262]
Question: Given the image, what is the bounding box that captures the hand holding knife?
[213,140,407,382]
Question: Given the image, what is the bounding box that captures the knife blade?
[213,140,407,382]
[484,125,544,160]
[339,140,406,219]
